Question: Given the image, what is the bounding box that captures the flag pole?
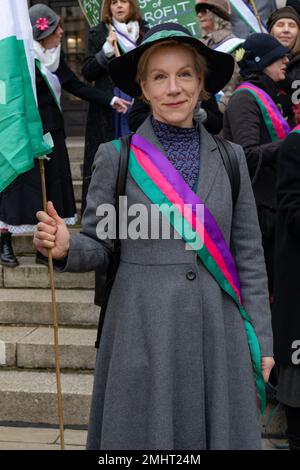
[39,158,65,450]
[108,24,121,57]
[249,0,264,33]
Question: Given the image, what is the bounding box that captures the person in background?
[0,3,128,267]
[195,0,244,112]
[81,0,148,215]
[223,34,295,297]
[268,6,300,88]
[273,129,300,450]
[230,0,276,39]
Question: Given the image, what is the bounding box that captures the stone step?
[70,161,83,181]
[0,367,286,434]
[0,289,99,326]
[66,137,84,163]
[1,257,95,289]
[12,227,81,256]
[73,180,82,203]
[76,202,82,223]
[0,326,96,370]
[0,369,93,426]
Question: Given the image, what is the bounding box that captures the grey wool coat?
[62,117,273,450]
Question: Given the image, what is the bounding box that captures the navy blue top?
[151,117,200,190]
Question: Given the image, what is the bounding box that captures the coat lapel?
[136,116,222,203]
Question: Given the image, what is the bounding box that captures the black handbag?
[94,134,131,348]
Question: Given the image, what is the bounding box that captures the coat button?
[186,271,196,281]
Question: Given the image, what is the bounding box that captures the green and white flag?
[0,0,52,193]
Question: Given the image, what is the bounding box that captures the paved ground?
[0,426,86,450]
[0,426,289,450]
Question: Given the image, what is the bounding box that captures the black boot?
[0,232,19,267]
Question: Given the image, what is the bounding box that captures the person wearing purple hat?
[34,22,274,450]
[224,33,295,299]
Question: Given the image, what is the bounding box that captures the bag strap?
[94,134,131,348]
[113,133,131,254]
[213,135,241,208]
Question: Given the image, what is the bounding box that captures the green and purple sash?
[113,134,266,414]
[234,83,291,141]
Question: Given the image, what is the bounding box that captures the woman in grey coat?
[34,23,274,450]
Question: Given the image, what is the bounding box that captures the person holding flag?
[0,3,130,267]
[34,22,274,450]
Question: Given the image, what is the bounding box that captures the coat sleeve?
[229,143,273,357]
[60,142,120,273]
[201,96,223,134]
[128,98,150,132]
[223,92,282,177]
[82,28,112,82]
[58,59,112,107]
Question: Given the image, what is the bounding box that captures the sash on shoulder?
[112,134,267,414]
[214,36,245,54]
[35,59,61,111]
[229,0,268,33]
[234,82,291,140]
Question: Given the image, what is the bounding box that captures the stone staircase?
[0,138,97,427]
[0,138,287,438]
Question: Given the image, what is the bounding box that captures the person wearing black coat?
[273,130,300,451]
[128,95,223,134]
[0,4,127,267]
[223,34,295,296]
[81,0,149,215]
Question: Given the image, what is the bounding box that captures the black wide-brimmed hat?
[108,22,234,97]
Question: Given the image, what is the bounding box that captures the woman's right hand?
[112,97,132,114]
[33,201,70,260]
[107,30,117,47]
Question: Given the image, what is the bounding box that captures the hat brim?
[109,35,234,97]
[195,3,230,21]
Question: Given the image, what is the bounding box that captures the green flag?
[78,0,200,36]
[0,0,52,193]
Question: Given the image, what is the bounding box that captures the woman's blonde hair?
[136,40,210,102]
[100,0,142,24]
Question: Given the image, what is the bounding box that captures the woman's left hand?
[261,356,275,383]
